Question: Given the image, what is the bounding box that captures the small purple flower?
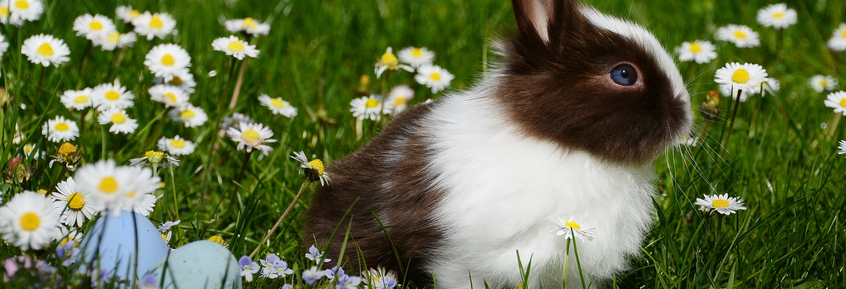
[281,284,292,289]
[337,274,362,289]
[324,266,342,279]
[137,273,159,289]
[305,244,331,263]
[239,256,259,282]
[157,220,181,233]
[302,266,325,285]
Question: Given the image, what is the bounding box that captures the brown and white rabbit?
[305,0,692,288]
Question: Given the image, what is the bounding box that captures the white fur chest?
[421,93,657,288]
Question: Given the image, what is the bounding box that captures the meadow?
[0,0,844,288]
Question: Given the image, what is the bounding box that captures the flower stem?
[33,66,46,111]
[723,89,742,149]
[249,179,312,258]
[168,163,182,241]
[45,166,68,195]
[223,58,237,100]
[562,239,570,289]
[228,58,249,109]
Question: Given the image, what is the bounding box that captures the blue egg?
[143,240,242,289]
[77,211,169,283]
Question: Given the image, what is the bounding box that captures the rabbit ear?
[511,0,555,45]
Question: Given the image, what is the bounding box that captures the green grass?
[0,0,845,288]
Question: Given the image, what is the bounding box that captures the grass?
[0,0,844,288]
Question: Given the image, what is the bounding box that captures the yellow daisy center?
[145,150,165,163]
[23,145,33,154]
[125,191,136,198]
[37,189,47,195]
[161,233,168,241]
[839,98,846,108]
[54,123,70,131]
[394,97,407,107]
[380,52,398,67]
[227,40,245,52]
[59,143,77,155]
[15,0,28,9]
[129,10,140,19]
[0,7,8,16]
[37,43,54,56]
[733,30,747,39]
[365,98,380,108]
[20,212,40,231]
[270,98,286,108]
[169,139,186,148]
[67,193,85,210]
[169,76,183,85]
[430,72,442,81]
[110,113,126,124]
[711,199,729,208]
[689,43,703,53]
[842,30,846,38]
[772,11,784,19]
[60,236,74,247]
[241,129,261,145]
[564,221,581,230]
[89,21,103,30]
[242,17,257,29]
[411,48,423,57]
[107,32,120,43]
[731,68,750,83]
[161,54,176,66]
[150,16,164,29]
[105,91,121,100]
[98,177,119,194]
[180,109,195,119]
[164,93,177,103]
[208,235,228,247]
[308,159,325,176]
[73,95,89,104]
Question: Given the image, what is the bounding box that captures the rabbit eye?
[610,64,638,86]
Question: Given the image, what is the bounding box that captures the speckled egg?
[77,211,169,282]
[143,240,242,289]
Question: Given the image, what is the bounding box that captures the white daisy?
[133,11,176,40]
[824,91,846,116]
[212,35,259,60]
[91,82,134,111]
[415,64,454,93]
[115,5,141,23]
[714,62,767,96]
[223,17,270,36]
[716,24,760,48]
[838,140,846,156]
[759,78,780,96]
[93,31,137,51]
[675,40,717,64]
[0,2,11,25]
[809,75,838,92]
[129,150,180,168]
[551,216,596,241]
[157,135,196,156]
[398,46,435,68]
[227,122,276,158]
[22,143,39,159]
[60,88,93,111]
[828,23,846,51]
[21,34,71,67]
[258,94,297,117]
[0,191,61,250]
[97,107,138,135]
[168,104,208,128]
[51,177,100,227]
[73,159,134,215]
[350,95,385,121]
[166,70,196,93]
[386,85,414,114]
[121,166,160,216]
[148,84,189,108]
[695,193,747,215]
[73,14,117,40]
[41,116,79,143]
[7,0,43,26]
[756,3,797,29]
[291,151,330,186]
[145,43,191,81]
[0,33,9,58]
[375,47,413,78]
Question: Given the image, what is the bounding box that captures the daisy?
[129,150,180,168]
[51,177,99,227]
[756,3,797,29]
[838,140,846,156]
[824,91,846,116]
[21,34,71,67]
[716,24,760,48]
[73,159,133,214]
[398,46,435,68]
[41,116,79,143]
[7,0,43,26]
[0,34,9,58]
[157,135,196,156]
[91,82,134,111]
[93,31,137,51]
[239,256,259,282]
[258,94,297,117]
[361,267,399,289]
[809,75,838,92]
[22,143,39,159]
[714,62,767,97]
[675,40,717,64]
[144,43,191,81]
[291,151,330,186]
[220,112,253,131]
[350,95,385,121]
[208,235,228,248]
[211,35,259,60]
[828,23,846,51]
[97,107,138,134]
[72,14,116,40]
[375,47,413,78]
[0,2,10,25]
[227,122,276,157]
[695,193,747,215]
[0,191,61,250]
[133,12,176,40]
[551,216,596,241]
[148,84,189,108]
[386,85,414,114]
[60,88,93,111]
[115,5,141,23]
[121,166,161,216]
[224,17,271,36]
[168,104,208,128]
[415,64,455,93]
[166,70,196,93]
[49,142,83,171]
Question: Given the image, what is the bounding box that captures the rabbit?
[304,0,692,288]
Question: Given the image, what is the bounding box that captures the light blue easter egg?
[143,240,242,289]
[77,211,169,283]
